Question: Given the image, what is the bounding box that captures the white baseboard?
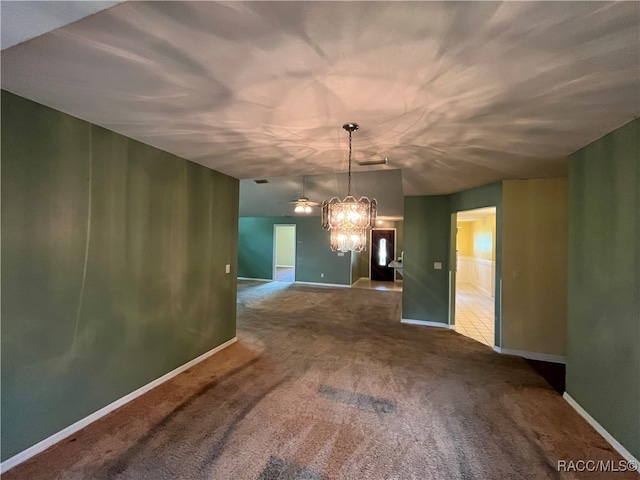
[275,265,294,268]
[401,318,455,329]
[493,346,566,364]
[0,337,237,474]
[237,277,272,282]
[294,281,350,288]
[563,392,639,465]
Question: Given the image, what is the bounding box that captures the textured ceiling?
[0,1,124,49]
[2,1,639,195]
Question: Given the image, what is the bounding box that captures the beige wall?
[456,215,496,295]
[472,215,495,261]
[456,216,495,260]
[456,222,474,256]
[275,225,296,267]
[502,178,568,356]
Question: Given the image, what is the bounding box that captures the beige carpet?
[5,281,635,479]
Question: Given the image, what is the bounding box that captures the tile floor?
[455,282,495,347]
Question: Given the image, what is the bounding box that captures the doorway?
[454,207,496,346]
[274,225,296,282]
[370,229,395,282]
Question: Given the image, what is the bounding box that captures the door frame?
[368,228,397,281]
[273,224,296,281]
[448,207,499,347]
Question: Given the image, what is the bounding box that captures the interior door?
[370,229,395,281]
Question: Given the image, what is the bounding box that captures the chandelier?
[321,123,377,252]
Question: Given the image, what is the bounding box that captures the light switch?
[225,264,231,274]
[434,262,442,270]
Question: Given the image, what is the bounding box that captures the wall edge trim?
[0,337,238,474]
[563,392,639,465]
[401,318,455,329]
[492,346,566,364]
[237,277,272,282]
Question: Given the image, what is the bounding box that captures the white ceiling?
[0,1,124,49]
[1,1,639,196]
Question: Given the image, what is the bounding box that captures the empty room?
[1,1,639,479]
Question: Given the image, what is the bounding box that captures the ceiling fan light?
[294,176,319,214]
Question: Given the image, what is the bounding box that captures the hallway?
[275,267,295,282]
[455,282,495,347]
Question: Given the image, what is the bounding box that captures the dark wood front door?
[370,229,395,282]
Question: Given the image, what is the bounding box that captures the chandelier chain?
[348,130,352,197]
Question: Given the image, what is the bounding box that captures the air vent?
[254,179,269,184]
[356,157,389,166]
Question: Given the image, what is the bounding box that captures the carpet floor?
[5,281,635,479]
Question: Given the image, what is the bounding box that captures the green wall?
[350,250,362,284]
[403,196,450,323]
[238,216,352,285]
[567,118,640,460]
[238,218,276,280]
[449,182,502,214]
[1,91,239,461]
[403,183,502,337]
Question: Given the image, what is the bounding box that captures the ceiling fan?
[290,176,321,213]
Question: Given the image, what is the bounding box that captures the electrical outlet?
[225,264,231,274]
[321,273,324,278]
[434,262,442,270]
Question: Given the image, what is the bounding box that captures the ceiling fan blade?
[287,198,320,206]
[356,157,389,166]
